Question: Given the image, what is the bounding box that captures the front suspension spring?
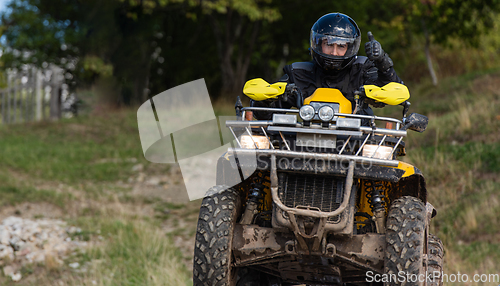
[248,175,267,209]
[365,181,387,213]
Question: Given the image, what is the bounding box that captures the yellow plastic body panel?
[395,161,416,177]
[364,82,410,106]
[243,78,287,101]
[303,88,352,114]
[379,161,415,178]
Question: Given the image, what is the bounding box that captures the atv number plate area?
[296,133,336,148]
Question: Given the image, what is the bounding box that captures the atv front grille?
[278,173,344,223]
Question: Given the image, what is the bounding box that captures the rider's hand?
[365,31,384,62]
[365,31,394,71]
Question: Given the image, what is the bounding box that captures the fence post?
[42,73,47,120]
[27,70,32,122]
[0,67,64,124]
[24,74,28,122]
[35,68,42,121]
[13,75,18,123]
[7,74,11,124]
[49,69,61,120]
[21,75,25,123]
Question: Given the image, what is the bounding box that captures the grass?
[0,110,146,184]
[78,219,192,286]
[0,185,70,207]
[400,71,500,283]
[367,69,500,282]
[0,172,72,207]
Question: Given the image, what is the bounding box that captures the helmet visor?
[310,31,360,59]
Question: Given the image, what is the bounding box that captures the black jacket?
[252,56,402,119]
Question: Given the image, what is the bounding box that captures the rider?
[252,12,402,119]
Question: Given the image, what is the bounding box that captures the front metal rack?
[226,107,406,168]
[227,106,408,230]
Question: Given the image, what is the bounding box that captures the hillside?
[408,72,500,282]
[0,70,499,285]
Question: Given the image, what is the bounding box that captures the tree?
[1,0,284,102]
[173,0,282,97]
[380,0,500,85]
[1,0,189,104]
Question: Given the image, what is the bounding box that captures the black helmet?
[310,13,361,71]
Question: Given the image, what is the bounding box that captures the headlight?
[299,105,315,121]
[240,135,270,149]
[318,106,334,122]
[362,144,393,160]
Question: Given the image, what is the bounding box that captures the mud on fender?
[392,166,427,204]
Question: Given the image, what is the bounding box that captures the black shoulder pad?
[291,62,314,71]
[353,56,368,65]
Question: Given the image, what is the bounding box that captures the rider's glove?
[365,31,394,72]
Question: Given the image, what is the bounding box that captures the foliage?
[408,0,500,45]
[0,0,284,101]
[2,0,500,102]
[366,0,500,46]
[1,0,174,103]
[0,0,78,68]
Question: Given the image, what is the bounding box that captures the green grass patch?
[0,172,72,208]
[440,180,500,232]
[72,218,192,286]
[456,241,500,266]
[479,144,500,173]
[415,142,500,175]
[0,185,70,208]
[0,109,145,184]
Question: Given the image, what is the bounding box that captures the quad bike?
[193,79,444,286]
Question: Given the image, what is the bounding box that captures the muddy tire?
[385,196,426,285]
[427,234,444,286]
[193,186,241,286]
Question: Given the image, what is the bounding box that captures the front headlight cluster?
[299,105,315,121]
[362,144,393,160]
[299,104,335,122]
[318,106,334,122]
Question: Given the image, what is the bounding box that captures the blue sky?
[0,0,9,13]
[0,0,8,46]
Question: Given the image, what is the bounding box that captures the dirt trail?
[127,164,200,270]
[1,163,199,277]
